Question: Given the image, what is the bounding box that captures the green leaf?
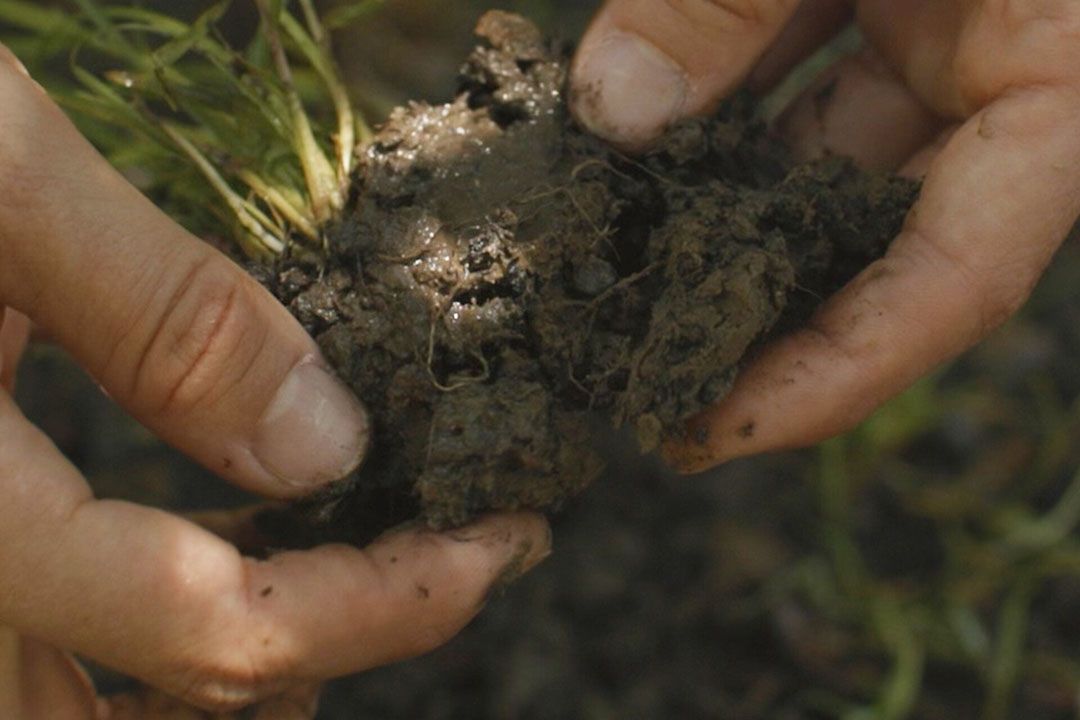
[323,0,387,31]
[150,2,231,68]
[1,0,373,259]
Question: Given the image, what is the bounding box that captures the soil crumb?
[257,12,918,544]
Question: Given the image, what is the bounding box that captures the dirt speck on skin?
[257,12,918,545]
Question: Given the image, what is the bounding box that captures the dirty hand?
[0,44,550,718]
[572,0,1080,469]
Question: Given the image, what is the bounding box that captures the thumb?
[570,0,803,146]
[0,48,368,499]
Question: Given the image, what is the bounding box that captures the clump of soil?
[259,12,917,542]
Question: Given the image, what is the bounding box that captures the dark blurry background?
[12,2,1080,718]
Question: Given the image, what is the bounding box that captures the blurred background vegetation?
[7,1,1080,718]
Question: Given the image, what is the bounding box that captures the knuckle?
[0,172,49,241]
[171,635,293,712]
[129,254,261,416]
[955,1,1080,102]
[0,94,47,241]
[174,663,264,712]
[903,228,1036,341]
[165,561,300,712]
[992,0,1080,36]
[939,243,1046,338]
[660,0,791,31]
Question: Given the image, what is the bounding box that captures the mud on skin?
[254,12,918,545]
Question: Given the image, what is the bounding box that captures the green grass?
[0,0,383,257]
[771,238,1080,719]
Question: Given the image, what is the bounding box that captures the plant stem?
[281,8,360,183]
[162,124,285,257]
[256,0,342,226]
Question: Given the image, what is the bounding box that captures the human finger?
[0,47,368,499]
[570,0,803,146]
[667,84,1080,470]
[901,125,960,179]
[775,45,944,171]
[0,628,98,720]
[746,0,853,93]
[854,0,971,118]
[0,390,551,710]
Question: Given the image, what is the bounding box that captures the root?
[516,182,615,251]
[425,306,492,394]
[585,261,663,312]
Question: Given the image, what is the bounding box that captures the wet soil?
[257,12,917,542]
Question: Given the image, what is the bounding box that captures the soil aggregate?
[256,11,918,544]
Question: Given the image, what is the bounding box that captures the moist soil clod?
[256,11,918,546]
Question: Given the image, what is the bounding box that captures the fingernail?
[254,361,370,490]
[571,30,689,146]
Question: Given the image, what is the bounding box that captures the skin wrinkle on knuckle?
[174,667,264,713]
[126,255,255,417]
[110,252,212,400]
[238,557,303,682]
[802,259,917,379]
[953,4,1080,107]
[0,168,49,219]
[0,79,60,264]
[898,228,1013,341]
[657,0,783,33]
[991,0,1077,34]
[981,84,1080,153]
[0,173,52,298]
[170,620,285,713]
[768,326,891,440]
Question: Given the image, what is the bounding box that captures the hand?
[0,44,550,716]
[571,0,1080,470]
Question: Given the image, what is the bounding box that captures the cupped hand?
[572,0,1080,470]
[0,44,550,718]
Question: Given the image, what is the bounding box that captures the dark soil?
[257,12,917,543]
